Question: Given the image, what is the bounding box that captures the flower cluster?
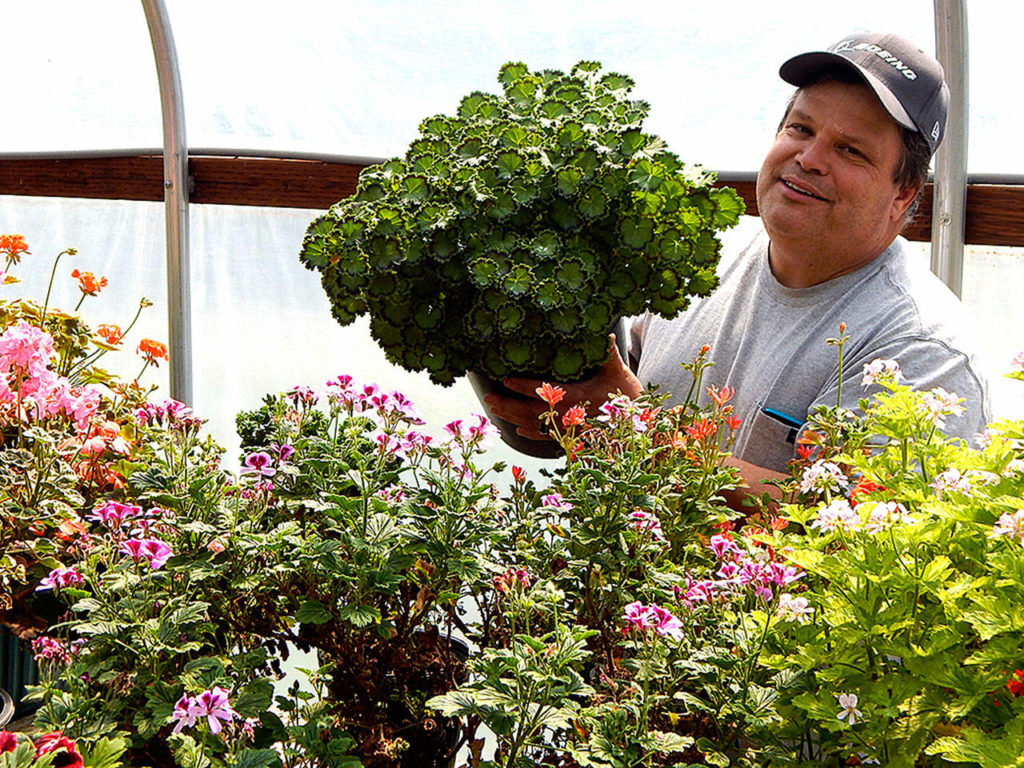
[622,601,684,641]
[0,729,87,768]
[170,687,240,735]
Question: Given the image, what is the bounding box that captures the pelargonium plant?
[300,60,744,385]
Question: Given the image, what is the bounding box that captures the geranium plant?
[299,60,744,386]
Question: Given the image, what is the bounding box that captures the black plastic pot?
[469,320,629,459]
[0,627,40,724]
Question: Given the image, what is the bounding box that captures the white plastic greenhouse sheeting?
[3,1,1024,467]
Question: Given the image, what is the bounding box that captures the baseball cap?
[779,32,949,155]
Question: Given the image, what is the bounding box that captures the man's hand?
[482,334,643,442]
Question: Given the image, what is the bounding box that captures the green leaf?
[232,749,281,768]
[620,217,654,249]
[338,603,381,628]
[296,600,332,625]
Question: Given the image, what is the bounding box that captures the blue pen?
[760,405,803,444]
[760,406,803,429]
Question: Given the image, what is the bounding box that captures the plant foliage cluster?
[300,61,744,385]
[7,235,1024,768]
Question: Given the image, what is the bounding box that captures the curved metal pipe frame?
[142,0,193,404]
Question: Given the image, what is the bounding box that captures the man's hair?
[779,70,932,224]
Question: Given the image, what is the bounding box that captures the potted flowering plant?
[299,61,743,406]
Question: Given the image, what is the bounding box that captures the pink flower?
[622,601,684,641]
[0,320,55,376]
[541,492,573,512]
[120,538,173,569]
[242,451,276,477]
[861,358,902,387]
[709,533,737,559]
[171,694,202,733]
[919,387,964,428]
[36,565,84,592]
[194,687,239,735]
[628,510,666,542]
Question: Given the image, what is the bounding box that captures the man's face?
[755,80,919,278]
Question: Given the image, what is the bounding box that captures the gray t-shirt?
[630,224,991,472]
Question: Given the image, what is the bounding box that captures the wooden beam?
[2,154,1023,247]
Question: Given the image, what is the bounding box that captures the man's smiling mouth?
[781,178,828,201]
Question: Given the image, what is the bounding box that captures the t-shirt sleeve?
[809,337,991,447]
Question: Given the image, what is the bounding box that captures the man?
[484,32,990,497]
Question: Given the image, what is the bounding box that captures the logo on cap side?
[828,39,918,81]
[931,122,940,141]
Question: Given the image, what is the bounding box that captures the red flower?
[535,382,565,407]
[0,731,18,753]
[511,465,526,484]
[796,444,815,461]
[1007,669,1024,697]
[34,732,84,768]
[70,269,107,296]
[724,415,742,431]
[849,477,887,507]
[137,338,169,366]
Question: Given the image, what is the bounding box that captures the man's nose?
[796,137,829,174]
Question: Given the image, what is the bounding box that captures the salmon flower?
[536,382,565,407]
[562,405,586,427]
[137,339,169,366]
[71,269,107,296]
[707,385,735,408]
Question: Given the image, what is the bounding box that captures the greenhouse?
[3,1,1024,766]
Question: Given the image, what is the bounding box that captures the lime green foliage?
[300,61,743,385]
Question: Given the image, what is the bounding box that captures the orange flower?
[71,269,108,296]
[137,338,169,366]
[535,382,565,407]
[1007,670,1024,697]
[685,419,717,441]
[96,324,122,344]
[0,234,29,260]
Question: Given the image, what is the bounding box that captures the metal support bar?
[931,0,969,297]
[142,0,193,404]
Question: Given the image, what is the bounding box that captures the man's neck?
[767,238,893,289]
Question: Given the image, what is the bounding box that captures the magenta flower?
[242,451,276,477]
[88,500,142,528]
[120,538,173,569]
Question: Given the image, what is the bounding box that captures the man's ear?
[894,181,923,221]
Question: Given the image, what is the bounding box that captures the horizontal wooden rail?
[2,154,1023,247]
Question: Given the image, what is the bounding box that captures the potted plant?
[298,60,744,455]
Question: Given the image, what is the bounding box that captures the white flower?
[918,387,965,428]
[810,498,859,534]
[836,692,863,725]
[861,358,902,387]
[776,593,813,624]
[861,501,917,534]
[1009,459,1024,474]
[799,460,847,495]
[1012,350,1024,373]
[990,509,1024,545]
[931,467,973,496]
